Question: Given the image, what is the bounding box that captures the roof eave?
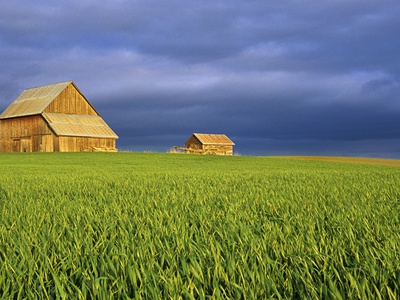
[69,81,100,116]
[58,134,119,139]
[0,113,41,120]
[201,143,235,146]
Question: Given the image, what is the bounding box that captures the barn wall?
[43,83,98,115]
[0,115,55,152]
[58,136,116,152]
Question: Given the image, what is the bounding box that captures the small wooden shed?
[0,81,118,152]
[180,133,235,155]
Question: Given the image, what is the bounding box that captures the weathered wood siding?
[185,135,202,150]
[0,82,118,153]
[185,135,233,155]
[0,114,116,153]
[186,144,233,155]
[202,145,233,155]
[43,83,98,115]
[58,136,116,152]
[0,115,55,152]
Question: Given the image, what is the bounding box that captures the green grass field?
[0,153,399,299]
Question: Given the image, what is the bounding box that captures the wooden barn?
[175,133,235,155]
[0,81,118,152]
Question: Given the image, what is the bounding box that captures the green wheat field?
[0,153,399,299]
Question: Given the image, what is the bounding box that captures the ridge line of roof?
[24,80,73,90]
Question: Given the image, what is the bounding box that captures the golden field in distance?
[277,156,400,167]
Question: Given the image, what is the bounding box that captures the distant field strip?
[0,153,399,299]
[279,156,400,167]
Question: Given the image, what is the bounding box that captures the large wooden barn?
[176,133,235,155]
[0,81,118,152]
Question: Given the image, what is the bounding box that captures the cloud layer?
[1,1,400,157]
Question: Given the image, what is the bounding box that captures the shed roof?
[0,81,97,119]
[189,133,235,145]
[42,113,118,139]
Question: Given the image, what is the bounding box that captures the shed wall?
[186,144,233,155]
[185,135,202,150]
[185,136,233,155]
[202,145,233,155]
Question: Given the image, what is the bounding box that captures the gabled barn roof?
[188,133,235,145]
[0,81,97,119]
[0,81,118,139]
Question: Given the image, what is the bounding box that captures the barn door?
[11,138,32,152]
[12,139,20,152]
[20,138,32,152]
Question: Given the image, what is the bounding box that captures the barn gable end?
[0,81,118,152]
[43,82,98,115]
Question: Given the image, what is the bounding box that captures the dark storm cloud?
[1,0,400,157]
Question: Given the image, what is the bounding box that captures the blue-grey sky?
[1,1,400,157]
